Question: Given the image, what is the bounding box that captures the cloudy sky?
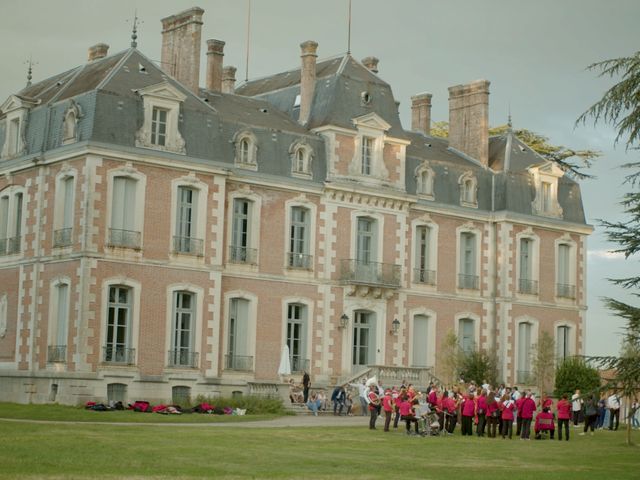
[1,0,638,356]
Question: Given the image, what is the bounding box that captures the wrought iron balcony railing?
[291,357,310,373]
[413,268,436,285]
[47,345,67,363]
[168,350,199,368]
[228,245,258,265]
[107,229,141,249]
[458,273,479,290]
[0,236,21,256]
[173,236,204,256]
[340,259,401,288]
[225,354,254,371]
[53,228,73,248]
[103,345,136,365]
[556,283,576,299]
[287,252,313,270]
[518,278,539,295]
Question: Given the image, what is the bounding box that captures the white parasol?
[277,344,292,376]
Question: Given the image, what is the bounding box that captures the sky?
[1,0,638,356]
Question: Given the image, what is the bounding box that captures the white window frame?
[515,229,540,296]
[233,130,258,170]
[222,290,258,371]
[165,283,204,369]
[47,277,71,362]
[410,217,438,286]
[514,316,539,383]
[281,296,314,373]
[135,81,186,154]
[555,235,577,300]
[105,164,146,251]
[170,175,208,257]
[529,161,564,218]
[0,186,26,258]
[554,321,576,361]
[0,293,8,339]
[53,167,77,249]
[415,162,435,199]
[408,308,437,368]
[226,189,262,266]
[349,113,392,181]
[456,224,481,291]
[289,141,313,178]
[284,197,317,271]
[62,101,82,145]
[455,313,480,354]
[99,278,141,365]
[458,171,478,208]
[350,211,384,264]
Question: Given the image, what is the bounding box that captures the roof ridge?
[47,63,88,105]
[95,48,136,91]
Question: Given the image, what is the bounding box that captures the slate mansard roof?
[0,46,586,225]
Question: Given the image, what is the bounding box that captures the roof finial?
[25,56,36,87]
[347,0,352,55]
[129,10,142,48]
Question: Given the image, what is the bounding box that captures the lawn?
[0,406,638,479]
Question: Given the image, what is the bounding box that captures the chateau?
[0,7,591,405]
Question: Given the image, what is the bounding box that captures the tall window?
[356,217,375,264]
[459,318,475,354]
[415,226,434,284]
[287,303,307,372]
[170,291,197,367]
[240,138,250,163]
[105,286,133,363]
[517,322,532,383]
[227,298,252,370]
[110,177,139,248]
[49,283,69,362]
[361,137,373,175]
[541,181,552,213]
[230,199,255,264]
[289,207,311,269]
[462,179,474,203]
[54,177,74,247]
[412,314,429,367]
[353,311,374,367]
[151,107,167,146]
[0,190,23,256]
[9,118,20,156]
[459,232,478,289]
[174,187,201,255]
[556,325,571,360]
[518,238,536,294]
[557,244,574,298]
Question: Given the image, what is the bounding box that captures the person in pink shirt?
[539,392,553,411]
[515,395,526,436]
[398,393,419,435]
[485,391,499,438]
[461,392,475,436]
[519,391,537,440]
[428,386,438,408]
[499,394,516,439]
[534,407,556,439]
[382,389,394,432]
[476,389,488,437]
[556,393,572,441]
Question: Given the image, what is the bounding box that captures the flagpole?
[347,0,352,55]
[245,0,252,82]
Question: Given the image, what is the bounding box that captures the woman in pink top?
[485,391,499,438]
[499,393,516,439]
[556,393,571,441]
[539,392,553,411]
[519,391,537,439]
[461,392,475,436]
[398,393,419,435]
[476,389,488,437]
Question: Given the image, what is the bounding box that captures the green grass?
[0,405,638,479]
[0,403,278,424]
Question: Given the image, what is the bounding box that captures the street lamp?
[339,313,349,329]
[390,318,400,334]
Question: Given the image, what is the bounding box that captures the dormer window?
[8,118,20,155]
[415,162,435,199]
[459,171,478,208]
[233,130,258,170]
[290,141,313,177]
[62,100,82,146]
[361,136,374,175]
[541,181,552,213]
[529,161,564,218]
[1,94,37,160]
[135,81,186,155]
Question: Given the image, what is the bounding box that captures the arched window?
[290,142,313,176]
[459,172,477,207]
[234,131,258,169]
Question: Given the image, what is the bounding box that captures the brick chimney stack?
[448,79,490,166]
[161,7,205,94]
[206,39,225,92]
[222,66,237,94]
[88,43,109,62]
[299,40,318,126]
[361,56,379,74]
[411,93,432,136]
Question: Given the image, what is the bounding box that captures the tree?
[437,330,463,386]
[531,331,556,395]
[429,121,600,179]
[459,349,500,387]
[554,357,600,399]
[578,49,640,445]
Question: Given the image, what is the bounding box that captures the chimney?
[206,39,225,92]
[411,93,432,136]
[222,66,237,94]
[299,40,318,126]
[448,79,490,166]
[161,7,205,94]
[361,56,379,74]
[88,43,109,62]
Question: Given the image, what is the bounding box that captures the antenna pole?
[347,0,352,54]
[245,0,252,82]
[131,10,139,48]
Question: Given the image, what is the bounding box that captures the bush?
[554,357,600,398]
[459,349,500,387]
[193,395,285,415]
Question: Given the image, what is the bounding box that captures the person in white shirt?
[571,389,583,426]
[607,393,620,431]
[349,378,368,416]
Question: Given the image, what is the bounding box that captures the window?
[169,291,197,367]
[104,285,134,364]
[240,138,250,163]
[0,294,8,339]
[63,111,76,143]
[459,172,477,207]
[48,283,69,363]
[412,314,430,367]
[557,243,575,298]
[230,198,256,264]
[290,143,313,176]
[172,386,191,405]
[556,325,571,360]
[529,162,564,218]
[288,207,311,269]
[54,176,74,248]
[518,238,538,294]
[287,303,308,372]
[107,383,127,403]
[226,298,252,370]
[174,186,202,255]
[541,181,552,213]
[9,118,20,155]
[458,232,478,289]
[353,311,375,367]
[109,176,140,249]
[517,322,532,383]
[356,217,375,264]
[0,189,23,256]
[234,131,258,169]
[414,225,435,284]
[418,169,434,197]
[459,318,475,354]
[361,137,373,175]
[151,107,168,146]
